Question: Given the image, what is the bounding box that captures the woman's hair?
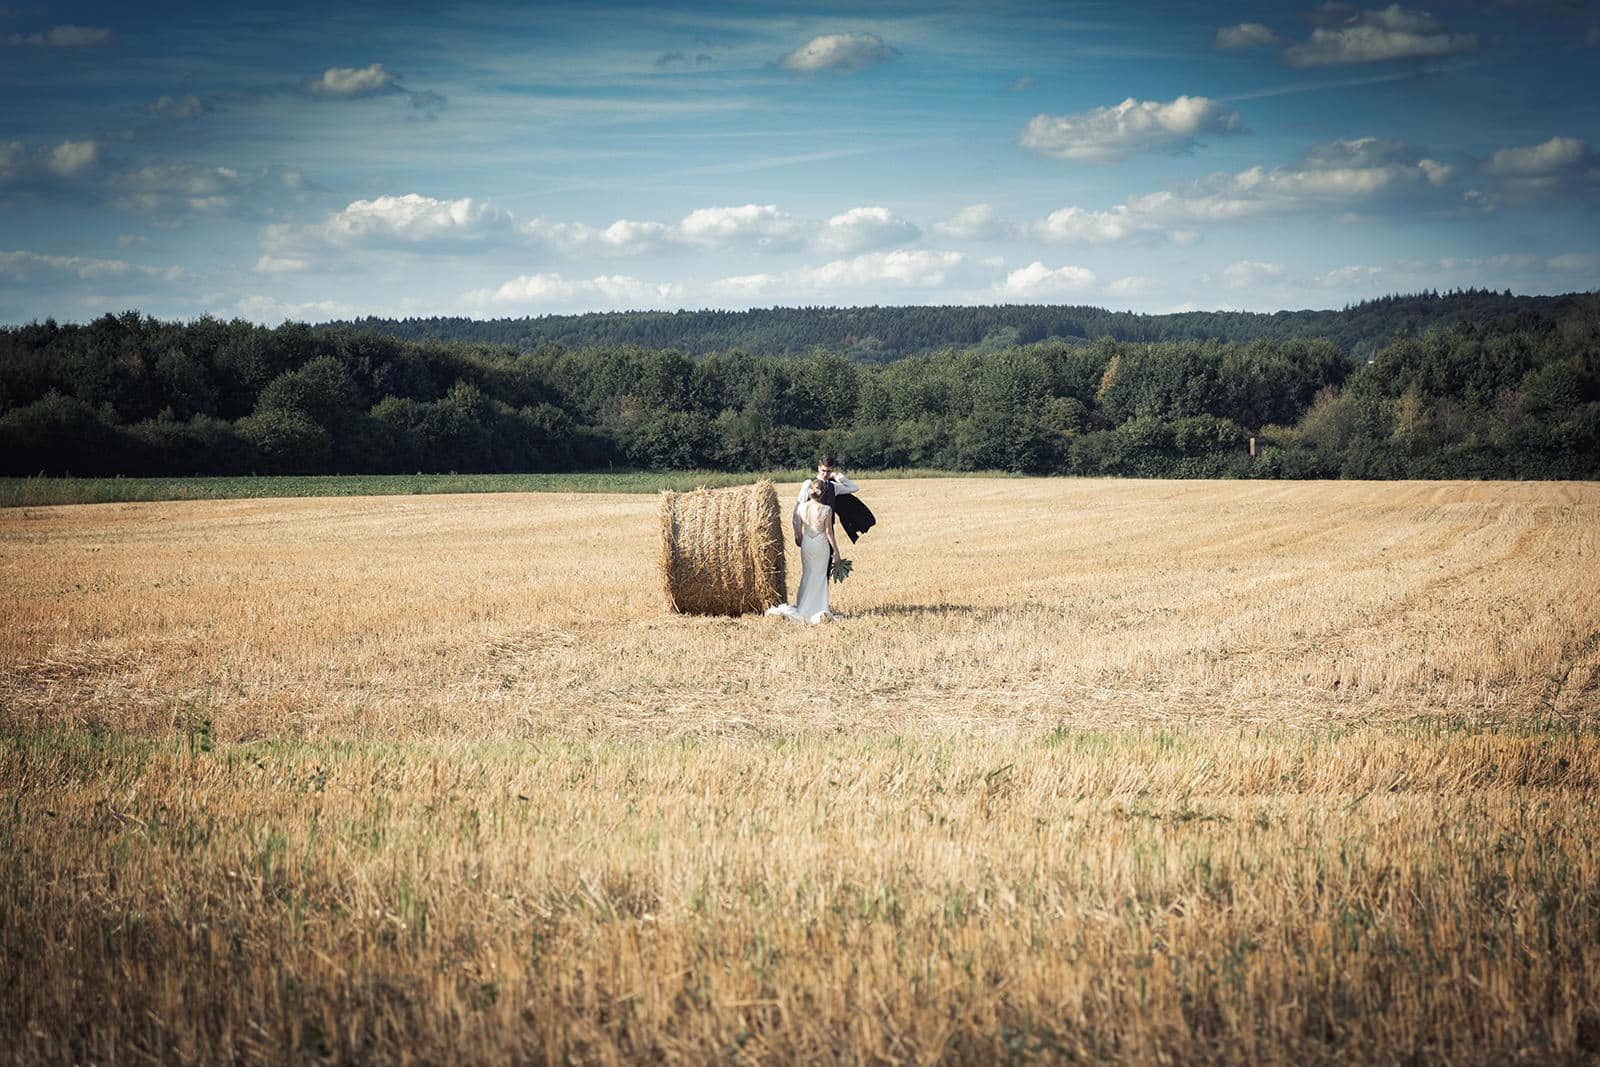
[806,479,826,501]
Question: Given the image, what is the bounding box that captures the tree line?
[1,292,1596,480]
[339,289,1585,363]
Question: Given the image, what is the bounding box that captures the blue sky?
[2,0,1598,324]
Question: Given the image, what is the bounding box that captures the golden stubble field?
[3,478,1599,1064]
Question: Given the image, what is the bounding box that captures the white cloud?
[1546,253,1597,271]
[5,24,113,48]
[930,203,1013,241]
[263,199,829,266]
[322,193,512,243]
[1010,76,1036,92]
[1033,204,1182,245]
[814,206,920,254]
[254,254,310,273]
[1283,6,1477,67]
[1216,22,1280,48]
[46,140,99,177]
[465,272,684,309]
[1105,275,1152,297]
[1033,138,1465,245]
[675,203,801,250]
[306,63,399,98]
[1436,253,1537,272]
[1482,136,1588,177]
[110,164,261,216]
[1418,159,1453,186]
[999,261,1098,298]
[709,273,781,299]
[524,217,671,256]
[1317,264,1385,287]
[796,249,966,290]
[0,249,180,282]
[0,139,104,185]
[1480,137,1597,203]
[232,296,357,323]
[779,32,897,73]
[707,250,973,299]
[151,94,210,120]
[1020,95,1241,162]
[1222,260,1287,288]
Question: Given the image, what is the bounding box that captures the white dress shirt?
[796,472,858,504]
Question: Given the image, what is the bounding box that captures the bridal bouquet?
[830,557,853,583]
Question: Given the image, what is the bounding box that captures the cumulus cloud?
[707,250,971,300]
[1105,275,1152,298]
[1216,22,1281,48]
[150,93,211,120]
[0,139,104,186]
[1034,205,1174,245]
[1020,96,1241,162]
[306,63,399,98]
[1010,76,1036,91]
[46,140,99,177]
[465,272,684,309]
[1482,136,1588,177]
[1032,138,1464,244]
[999,261,1098,298]
[1317,264,1386,287]
[1481,136,1597,202]
[813,206,920,254]
[0,249,180,282]
[1282,5,1477,66]
[779,32,897,73]
[312,193,513,245]
[5,24,113,47]
[930,203,1013,241]
[232,296,356,324]
[254,254,311,273]
[267,198,824,267]
[529,204,802,256]
[109,163,264,217]
[675,203,802,250]
[1222,260,1287,287]
[524,217,671,256]
[795,249,964,289]
[1546,252,1597,271]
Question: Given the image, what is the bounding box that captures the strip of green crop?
[0,469,1010,507]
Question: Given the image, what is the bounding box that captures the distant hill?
[334,289,1589,362]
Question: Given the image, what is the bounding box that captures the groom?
[798,454,875,544]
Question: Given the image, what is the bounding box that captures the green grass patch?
[0,468,1014,508]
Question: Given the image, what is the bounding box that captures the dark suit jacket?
[830,490,876,544]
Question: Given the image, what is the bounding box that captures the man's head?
[816,454,837,480]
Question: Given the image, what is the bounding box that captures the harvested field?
[3,479,1596,737]
[3,478,1599,1064]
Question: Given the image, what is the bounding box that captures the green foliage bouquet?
[830,557,853,583]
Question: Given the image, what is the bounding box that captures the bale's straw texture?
[659,480,786,615]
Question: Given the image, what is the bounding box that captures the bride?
[766,478,844,624]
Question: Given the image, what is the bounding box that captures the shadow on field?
[852,603,1016,622]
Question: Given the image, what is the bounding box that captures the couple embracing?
[766,454,875,625]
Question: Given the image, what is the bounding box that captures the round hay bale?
[659,480,787,615]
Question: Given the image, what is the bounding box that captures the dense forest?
[1,291,1596,480]
[340,290,1586,363]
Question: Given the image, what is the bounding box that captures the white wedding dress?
[766,500,834,624]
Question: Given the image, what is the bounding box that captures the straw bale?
[658,480,787,615]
